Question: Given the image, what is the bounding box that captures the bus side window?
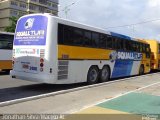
[58,24,64,44]
[135,42,139,52]
[132,42,136,52]
[146,44,151,58]
[126,40,132,51]
[137,43,140,52]
[72,28,84,46]
[123,39,127,51]
[92,32,99,48]
[106,36,113,49]
[112,37,117,49]
[130,41,134,51]
[142,43,146,53]
[83,30,92,47]
[117,38,123,50]
[63,25,73,45]
[139,43,143,53]
[99,34,106,49]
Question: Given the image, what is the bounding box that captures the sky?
[59,0,160,40]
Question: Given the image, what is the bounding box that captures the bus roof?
[18,13,137,42]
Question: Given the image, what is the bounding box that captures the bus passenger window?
[132,42,137,52]
[140,44,143,53]
[112,37,117,49]
[99,34,106,49]
[106,36,112,49]
[146,44,151,58]
[127,41,133,51]
[142,43,146,52]
[136,43,140,52]
[117,39,123,50]
[58,24,64,44]
[92,32,99,48]
[83,31,92,47]
[73,28,83,46]
[123,40,127,50]
[63,26,73,45]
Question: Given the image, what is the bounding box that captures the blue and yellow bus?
[11,13,151,84]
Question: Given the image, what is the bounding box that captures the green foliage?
[4,16,18,32]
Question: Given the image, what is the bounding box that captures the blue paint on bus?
[110,32,132,40]
[111,59,133,78]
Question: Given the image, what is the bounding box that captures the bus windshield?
[0,34,13,49]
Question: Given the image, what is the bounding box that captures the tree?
[4,16,18,32]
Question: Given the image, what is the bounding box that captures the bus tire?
[139,65,144,75]
[87,66,99,84]
[99,66,110,82]
[4,69,10,74]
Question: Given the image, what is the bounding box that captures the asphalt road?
[0,71,158,103]
[0,72,160,114]
[0,72,86,102]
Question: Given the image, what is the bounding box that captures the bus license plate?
[22,64,29,69]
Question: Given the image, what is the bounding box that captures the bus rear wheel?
[139,65,144,75]
[87,66,99,84]
[99,66,110,82]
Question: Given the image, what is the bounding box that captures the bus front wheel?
[99,66,110,82]
[87,66,99,84]
[4,69,10,74]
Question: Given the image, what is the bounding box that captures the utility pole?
[62,2,75,19]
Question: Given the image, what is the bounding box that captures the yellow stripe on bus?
[58,45,113,60]
[0,60,12,69]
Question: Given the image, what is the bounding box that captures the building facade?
[0,0,58,31]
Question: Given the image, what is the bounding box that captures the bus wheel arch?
[99,65,111,83]
[139,64,144,75]
[87,65,99,84]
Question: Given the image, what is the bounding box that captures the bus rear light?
[40,58,44,63]
[40,63,44,67]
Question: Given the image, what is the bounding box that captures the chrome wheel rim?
[101,68,109,80]
[89,69,98,82]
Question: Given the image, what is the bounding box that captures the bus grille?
[58,60,69,80]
